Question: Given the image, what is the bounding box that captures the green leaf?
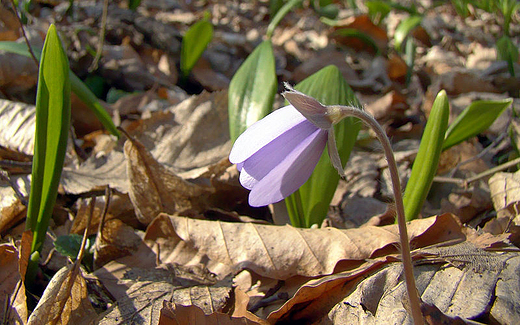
[0,41,120,137]
[285,65,362,227]
[403,90,449,221]
[366,1,391,25]
[26,24,71,254]
[443,98,512,150]
[228,40,277,142]
[394,15,422,52]
[496,36,518,77]
[180,19,214,78]
[267,0,303,38]
[128,0,141,10]
[54,234,85,259]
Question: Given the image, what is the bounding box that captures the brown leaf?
[0,242,27,325]
[162,213,464,280]
[98,270,232,325]
[274,242,520,324]
[332,15,388,54]
[27,264,97,325]
[159,302,261,325]
[125,136,214,224]
[489,170,520,212]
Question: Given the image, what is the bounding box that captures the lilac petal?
[238,119,319,191]
[247,128,327,207]
[229,105,306,164]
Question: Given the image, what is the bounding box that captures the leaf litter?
[1,1,520,324]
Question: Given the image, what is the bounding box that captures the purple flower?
[229,86,345,207]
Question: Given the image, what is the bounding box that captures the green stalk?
[26,24,71,283]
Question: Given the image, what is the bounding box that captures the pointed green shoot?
[0,41,119,137]
[394,15,422,52]
[443,98,512,150]
[496,36,518,77]
[180,19,214,79]
[285,65,361,227]
[26,24,71,256]
[228,40,277,142]
[403,90,449,221]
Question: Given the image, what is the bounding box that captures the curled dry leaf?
[161,213,464,280]
[125,137,215,224]
[272,242,520,324]
[27,264,97,325]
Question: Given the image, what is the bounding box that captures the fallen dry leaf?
[160,213,464,280]
[332,15,388,54]
[27,264,96,325]
[158,302,261,325]
[125,136,215,224]
[0,99,36,156]
[97,269,232,325]
[0,242,27,325]
[271,242,520,324]
[489,170,520,212]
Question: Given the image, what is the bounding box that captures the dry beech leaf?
[0,99,36,155]
[130,90,231,176]
[27,264,97,325]
[93,218,142,267]
[489,170,520,212]
[0,243,27,325]
[272,242,520,324]
[162,213,464,280]
[98,270,232,325]
[125,137,214,224]
[159,302,261,325]
[61,151,129,195]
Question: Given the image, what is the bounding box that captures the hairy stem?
[336,106,424,325]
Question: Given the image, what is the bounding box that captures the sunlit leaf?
[228,40,277,142]
[403,90,449,221]
[285,65,361,227]
[180,19,214,78]
[443,98,512,150]
[26,24,71,255]
[366,1,391,25]
[394,15,422,52]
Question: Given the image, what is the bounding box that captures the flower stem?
[336,106,424,325]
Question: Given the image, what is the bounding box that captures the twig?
[447,132,508,178]
[8,0,39,68]
[96,186,112,244]
[434,156,520,187]
[88,0,109,72]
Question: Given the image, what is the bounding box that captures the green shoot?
[180,18,214,80]
[228,40,277,142]
[26,24,71,279]
[403,90,449,221]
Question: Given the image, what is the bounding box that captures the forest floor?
[1,0,520,324]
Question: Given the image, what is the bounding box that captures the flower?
[229,85,344,207]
